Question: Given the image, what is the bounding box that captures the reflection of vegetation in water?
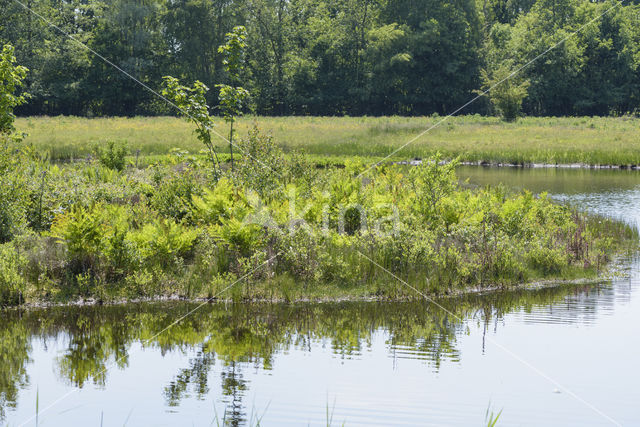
[164,349,216,407]
[0,283,614,422]
[220,361,248,426]
[56,313,131,388]
[0,321,30,420]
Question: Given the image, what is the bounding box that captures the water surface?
[2,167,640,426]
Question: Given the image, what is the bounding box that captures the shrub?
[270,227,318,281]
[478,61,530,122]
[235,126,286,199]
[0,43,28,138]
[131,219,199,268]
[96,140,127,171]
[491,240,527,283]
[151,169,200,222]
[101,206,141,281]
[49,204,105,275]
[210,218,263,258]
[191,177,246,225]
[408,154,459,224]
[0,140,29,242]
[526,244,567,275]
[0,243,26,306]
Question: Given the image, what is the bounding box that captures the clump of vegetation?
[0,44,28,139]
[0,142,29,243]
[479,61,530,122]
[0,43,29,244]
[0,243,26,306]
[96,140,128,171]
[0,46,636,305]
[161,76,221,174]
[0,122,635,306]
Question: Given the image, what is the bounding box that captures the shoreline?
[395,159,640,170]
[2,274,612,312]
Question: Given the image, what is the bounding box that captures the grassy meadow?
[17,115,640,165]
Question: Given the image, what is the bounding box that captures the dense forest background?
[1,0,640,117]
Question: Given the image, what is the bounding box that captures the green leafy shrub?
[49,204,105,276]
[0,140,29,242]
[191,177,247,225]
[21,234,67,288]
[526,244,568,275]
[478,61,530,122]
[408,155,459,224]
[96,140,128,171]
[235,126,286,199]
[101,206,141,281]
[0,243,26,306]
[210,218,263,258]
[131,219,198,269]
[270,227,318,281]
[151,170,199,221]
[0,43,28,139]
[491,240,527,283]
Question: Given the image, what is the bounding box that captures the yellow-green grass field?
[16,115,640,165]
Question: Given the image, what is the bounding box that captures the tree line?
[1,0,640,117]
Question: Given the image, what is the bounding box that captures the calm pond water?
[3,167,640,426]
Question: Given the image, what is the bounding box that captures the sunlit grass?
[17,115,640,165]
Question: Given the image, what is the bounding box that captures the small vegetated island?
[0,35,637,307]
[2,123,636,307]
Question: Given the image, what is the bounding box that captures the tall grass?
[17,115,640,165]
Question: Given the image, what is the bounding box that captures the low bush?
[151,168,200,222]
[96,140,128,171]
[131,218,199,269]
[0,139,29,242]
[49,204,105,276]
[0,243,26,306]
[527,244,569,275]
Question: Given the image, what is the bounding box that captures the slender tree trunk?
[209,145,221,177]
[229,118,234,172]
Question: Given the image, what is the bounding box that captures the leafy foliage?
[0,141,31,242]
[131,219,199,268]
[479,61,530,121]
[4,0,640,116]
[0,44,28,138]
[161,76,221,172]
[0,59,635,305]
[96,140,128,171]
[0,243,26,306]
[49,204,105,275]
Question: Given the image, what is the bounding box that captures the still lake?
[2,166,640,426]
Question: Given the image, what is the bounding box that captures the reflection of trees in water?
[220,361,247,426]
[0,320,30,420]
[164,348,216,406]
[56,315,130,388]
[0,282,618,422]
